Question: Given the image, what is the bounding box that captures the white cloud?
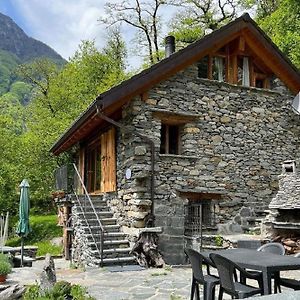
[10,0,108,60]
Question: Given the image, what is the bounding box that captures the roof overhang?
[51,13,300,155]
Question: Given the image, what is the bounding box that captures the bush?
[23,281,95,300]
[0,253,10,263]
[0,260,12,275]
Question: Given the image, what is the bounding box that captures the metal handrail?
[71,163,105,267]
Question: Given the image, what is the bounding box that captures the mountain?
[0,12,66,103]
[0,12,64,63]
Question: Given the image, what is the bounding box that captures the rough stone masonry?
[106,63,300,264]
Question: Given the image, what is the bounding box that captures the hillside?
[0,12,66,102]
[0,12,64,63]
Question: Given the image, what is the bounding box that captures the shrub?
[23,281,95,300]
[0,260,12,275]
[0,253,10,263]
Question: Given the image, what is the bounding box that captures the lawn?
[6,214,63,256]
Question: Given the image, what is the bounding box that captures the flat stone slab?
[9,258,300,300]
[107,265,145,272]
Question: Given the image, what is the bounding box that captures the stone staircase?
[74,195,136,266]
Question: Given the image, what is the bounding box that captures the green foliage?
[6,214,62,256]
[23,282,95,300]
[34,241,62,257]
[0,253,11,265]
[0,260,12,275]
[257,0,300,67]
[215,235,223,247]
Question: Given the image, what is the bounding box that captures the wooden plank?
[238,36,245,52]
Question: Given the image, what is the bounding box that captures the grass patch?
[6,214,62,256]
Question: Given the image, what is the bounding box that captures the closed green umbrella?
[16,179,31,267]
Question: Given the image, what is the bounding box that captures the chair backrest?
[185,248,210,282]
[257,242,285,255]
[209,253,236,295]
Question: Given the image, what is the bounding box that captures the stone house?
[51,14,300,265]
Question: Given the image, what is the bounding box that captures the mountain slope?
[0,12,64,63]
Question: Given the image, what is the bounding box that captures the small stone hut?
[51,14,300,264]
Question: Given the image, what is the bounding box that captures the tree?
[240,0,280,18]
[10,38,128,210]
[16,59,59,116]
[256,0,300,67]
[100,0,168,65]
[169,0,241,46]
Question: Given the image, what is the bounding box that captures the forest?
[0,0,299,214]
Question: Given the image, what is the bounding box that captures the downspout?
[95,106,156,227]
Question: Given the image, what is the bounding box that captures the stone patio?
[8,258,300,299]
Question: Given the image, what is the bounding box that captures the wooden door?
[100,127,116,192]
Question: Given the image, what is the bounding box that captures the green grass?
[6,214,63,256]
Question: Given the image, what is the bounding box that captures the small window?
[237,57,250,86]
[160,123,181,154]
[197,56,209,79]
[213,57,225,82]
[184,201,213,236]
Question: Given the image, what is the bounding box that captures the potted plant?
[0,259,12,282]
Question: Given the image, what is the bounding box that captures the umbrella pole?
[21,237,24,267]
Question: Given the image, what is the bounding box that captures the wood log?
[131,231,165,268]
[0,284,25,299]
[283,245,292,252]
[272,235,282,242]
[283,239,297,247]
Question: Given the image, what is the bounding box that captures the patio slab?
[8,258,300,299]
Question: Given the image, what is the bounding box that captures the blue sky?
[0,0,177,68]
[0,1,120,60]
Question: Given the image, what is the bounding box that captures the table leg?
[262,270,272,295]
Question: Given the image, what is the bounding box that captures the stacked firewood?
[273,236,300,255]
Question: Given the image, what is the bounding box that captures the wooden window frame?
[160,123,182,155]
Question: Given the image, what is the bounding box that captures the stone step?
[82,224,120,232]
[85,217,117,225]
[86,232,126,241]
[88,240,130,252]
[77,211,113,218]
[103,247,132,255]
[91,247,132,259]
[95,256,136,266]
[78,205,110,213]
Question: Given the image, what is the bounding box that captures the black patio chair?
[210,253,263,299]
[257,242,285,293]
[185,248,219,300]
[240,242,285,292]
[276,252,300,292]
[257,242,285,255]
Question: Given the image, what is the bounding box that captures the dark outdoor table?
[201,248,300,295]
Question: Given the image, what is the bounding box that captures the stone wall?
[107,63,300,264]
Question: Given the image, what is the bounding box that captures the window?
[213,57,225,82]
[237,57,250,86]
[197,56,209,79]
[160,123,181,154]
[184,201,214,236]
